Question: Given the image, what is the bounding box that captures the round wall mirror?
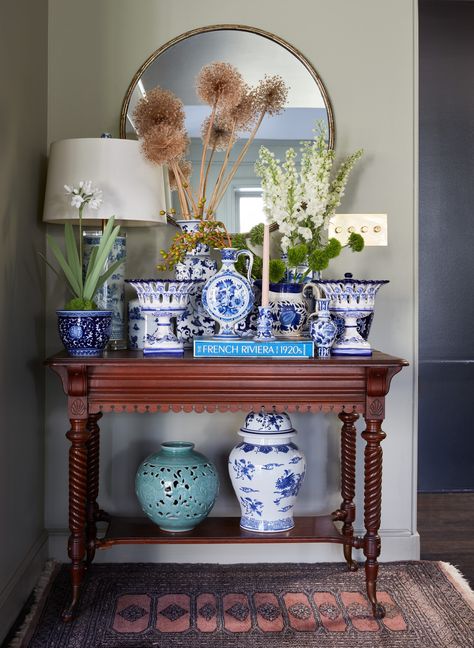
[120,25,334,233]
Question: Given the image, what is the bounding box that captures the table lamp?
[43,137,167,349]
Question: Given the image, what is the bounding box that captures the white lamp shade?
[43,138,167,226]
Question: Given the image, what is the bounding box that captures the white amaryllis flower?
[65,181,103,211]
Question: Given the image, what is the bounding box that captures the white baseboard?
[0,531,49,644]
[48,528,420,564]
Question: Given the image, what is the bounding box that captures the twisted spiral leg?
[86,413,102,564]
[339,409,359,571]
[63,419,90,622]
[362,418,386,619]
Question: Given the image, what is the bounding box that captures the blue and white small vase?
[174,219,217,348]
[229,410,306,533]
[254,306,275,340]
[83,232,126,349]
[136,442,219,532]
[57,310,112,356]
[269,282,307,337]
[308,298,338,358]
[202,247,254,339]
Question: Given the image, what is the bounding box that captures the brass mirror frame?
[119,23,335,147]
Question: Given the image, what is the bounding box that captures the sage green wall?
[0,0,48,640]
[46,0,418,562]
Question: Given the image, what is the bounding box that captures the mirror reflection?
[121,26,334,233]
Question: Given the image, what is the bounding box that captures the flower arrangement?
[255,123,364,282]
[43,181,124,310]
[133,62,288,270]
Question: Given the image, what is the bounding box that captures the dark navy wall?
[419,0,474,490]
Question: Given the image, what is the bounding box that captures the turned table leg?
[63,417,90,622]
[339,409,359,571]
[86,412,102,564]
[362,417,386,619]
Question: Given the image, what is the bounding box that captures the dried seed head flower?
[225,85,258,132]
[168,158,192,191]
[255,74,289,116]
[141,124,189,165]
[201,114,236,151]
[133,87,185,136]
[196,61,244,109]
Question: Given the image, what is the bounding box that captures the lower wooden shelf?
[97,515,345,547]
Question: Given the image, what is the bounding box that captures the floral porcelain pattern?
[202,248,254,339]
[228,410,306,533]
[175,220,218,347]
[309,298,337,358]
[269,283,307,337]
[57,310,112,357]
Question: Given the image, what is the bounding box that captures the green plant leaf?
[249,223,264,247]
[83,222,121,300]
[46,234,82,296]
[94,258,124,291]
[84,246,98,283]
[64,223,82,293]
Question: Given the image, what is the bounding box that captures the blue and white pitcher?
[202,247,254,339]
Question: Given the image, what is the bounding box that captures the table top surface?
[45,349,408,368]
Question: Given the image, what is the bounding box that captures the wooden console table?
[46,349,407,621]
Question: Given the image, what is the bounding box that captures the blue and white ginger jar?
[229,410,306,532]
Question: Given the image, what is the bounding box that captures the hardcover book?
[193,337,314,359]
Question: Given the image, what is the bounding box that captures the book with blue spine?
[193,337,314,359]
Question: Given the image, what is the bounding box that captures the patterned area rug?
[15,561,474,647]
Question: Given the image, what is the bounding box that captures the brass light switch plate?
[328,214,388,246]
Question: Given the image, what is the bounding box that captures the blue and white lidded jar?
[228,410,306,532]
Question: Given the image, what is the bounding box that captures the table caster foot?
[372,602,386,619]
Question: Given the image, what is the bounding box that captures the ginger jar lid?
[239,410,296,436]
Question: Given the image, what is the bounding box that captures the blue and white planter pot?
[269,282,308,337]
[83,232,126,344]
[202,247,254,339]
[229,410,306,533]
[174,220,217,348]
[57,310,112,357]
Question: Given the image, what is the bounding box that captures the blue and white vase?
[83,232,126,348]
[175,219,217,348]
[202,247,254,339]
[308,298,338,358]
[235,280,261,337]
[57,310,112,357]
[269,282,308,337]
[229,410,306,533]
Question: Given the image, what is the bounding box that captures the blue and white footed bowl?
[57,310,112,357]
[135,442,219,532]
[229,410,306,533]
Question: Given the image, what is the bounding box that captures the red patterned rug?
[12,561,474,647]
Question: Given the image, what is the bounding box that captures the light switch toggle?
[328,214,388,246]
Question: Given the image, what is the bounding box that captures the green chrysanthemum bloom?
[269,258,286,283]
[348,232,365,252]
[249,223,264,247]
[308,249,330,272]
[326,238,342,259]
[287,243,308,268]
[232,233,247,250]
